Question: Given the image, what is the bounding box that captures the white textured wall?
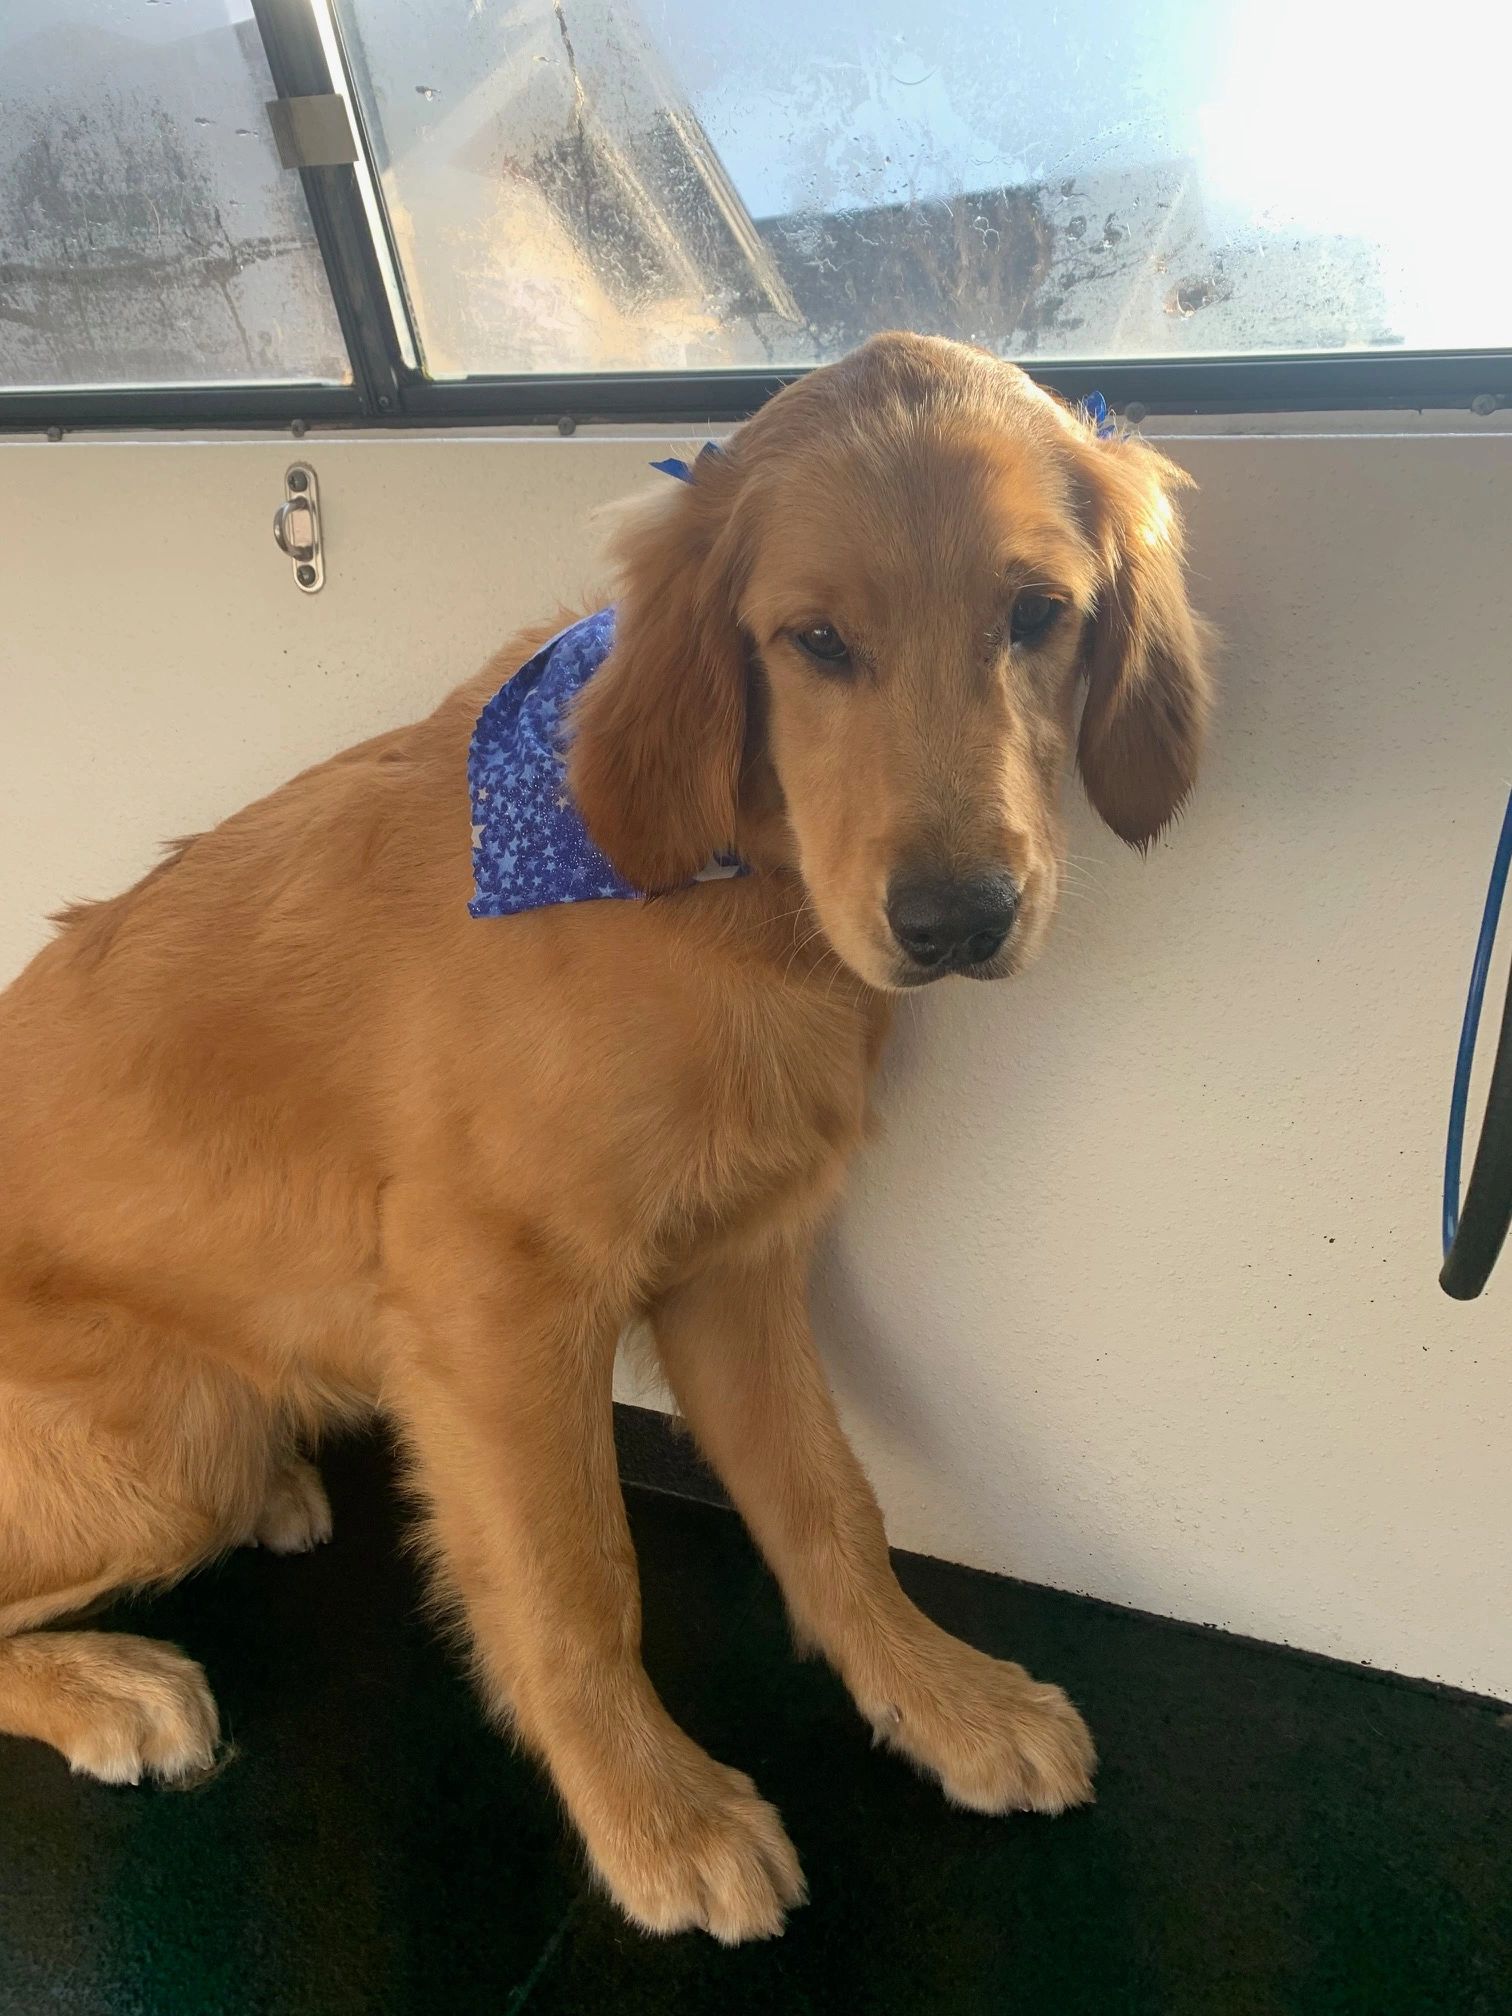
[3,422,1510,1695]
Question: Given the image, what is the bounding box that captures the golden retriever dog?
[0,334,1210,1942]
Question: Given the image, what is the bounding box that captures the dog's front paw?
[862,1630,1096,1817]
[582,1748,806,1945]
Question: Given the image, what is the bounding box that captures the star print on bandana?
[468,609,637,918]
[467,608,747,920]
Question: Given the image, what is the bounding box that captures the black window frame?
[4,0,1510,438]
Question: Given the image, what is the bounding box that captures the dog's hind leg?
[0,1613,219,1787]
[250,1453,333,1555]
[0,1311,318,1783]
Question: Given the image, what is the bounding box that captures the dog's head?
[569,333,1212,990]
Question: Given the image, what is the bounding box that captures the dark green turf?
[3,1434,1508,2015]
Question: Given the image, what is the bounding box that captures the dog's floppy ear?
[568,461,747,892]
[1074,434,1213,849]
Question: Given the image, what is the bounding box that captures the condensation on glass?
[334,0,1511,379]
[0,0,350,390]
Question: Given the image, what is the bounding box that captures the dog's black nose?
[886,871,1020,973]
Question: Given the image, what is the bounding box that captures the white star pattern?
[466,606,750,921]
[467,608,643,920]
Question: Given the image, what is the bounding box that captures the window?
[335,0,1512,380]
[3,0,1509,420]
[0,0,349,390]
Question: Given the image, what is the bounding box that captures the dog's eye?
[793,623,851,666]
[1009,594,1063,645]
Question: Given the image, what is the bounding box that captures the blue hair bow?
[1079,391,1117,440]
[650,441,724,483]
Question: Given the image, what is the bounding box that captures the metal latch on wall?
[272,464,324,593]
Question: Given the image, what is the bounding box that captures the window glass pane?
[335,0,1510,378]
[1,0,350,390]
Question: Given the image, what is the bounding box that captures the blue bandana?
[468,608,629,918]
[467,606,744,919]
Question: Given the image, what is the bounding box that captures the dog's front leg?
[654,1240,1096,1817]
[386,1205,803,1943]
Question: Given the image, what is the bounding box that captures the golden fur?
[0,335,1210,1941]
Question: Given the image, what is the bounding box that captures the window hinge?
[266,93,358,171]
